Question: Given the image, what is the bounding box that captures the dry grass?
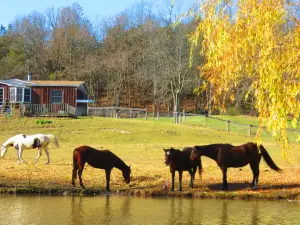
[0,116,299,199]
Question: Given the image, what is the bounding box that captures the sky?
[1,0,194,27]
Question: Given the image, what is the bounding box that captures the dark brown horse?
[190,142,282,190]
[72,145,131,191]
[164,147,203,191]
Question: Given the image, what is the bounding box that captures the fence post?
[145,110,148,120]
[183,110,186,122]
[130,110,132,119]
[249,124,252,136]
[226,120,230,132]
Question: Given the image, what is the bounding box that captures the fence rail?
[88,107,147,118]
[0,104,12,116]
[22,103,76,117]
[87,107,299,141]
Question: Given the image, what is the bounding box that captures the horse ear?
[163,148,168,152]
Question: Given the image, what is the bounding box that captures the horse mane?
[3,134,26,147]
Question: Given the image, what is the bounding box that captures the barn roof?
[0,79,88,94]
[0,79,33,87]
[30,80,85,87]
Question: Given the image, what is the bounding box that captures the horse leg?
[78,163,86,188]
[221,167,228,190]
[178,171,183,191]
[72,163,79,187]
[250,163,259,190]
[34,148,42,164]
[105,169,112,192]
[253,167,260,190]
[16,148,20,165]
[188,168,194,188]
[171,171,175,191]
[250,163,256,188]
[18,147,26,164]
[43,145,50,164]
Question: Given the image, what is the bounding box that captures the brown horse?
[190,142,282,190]
[164,147,203,191]
[72,145,131,191]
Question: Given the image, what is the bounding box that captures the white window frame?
[10,87,31,103]
[23,88,31,103]
[51,90,63,104]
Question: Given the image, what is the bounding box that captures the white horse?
[1,134,60,164]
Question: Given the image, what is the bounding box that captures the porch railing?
[22,103,76,117]
[0,104,12,116]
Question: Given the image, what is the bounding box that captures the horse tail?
[198,165,203,180]
[260,145,282,172]
[73,149,78,179]
[45,134,60,148]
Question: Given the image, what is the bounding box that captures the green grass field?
[0,116,299,199]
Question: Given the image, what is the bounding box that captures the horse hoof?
[251,185,257,190]
[45,162,50,165]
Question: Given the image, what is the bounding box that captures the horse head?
[190,147,199,161]
[163,147,178,165]
[0,144,7,158]
[122,166,131,184]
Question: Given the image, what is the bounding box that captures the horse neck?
[171,151,184,161]
[3,138,15,147]
[114,157,129,172]
[200,146,219,162]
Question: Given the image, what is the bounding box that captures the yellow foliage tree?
[190,0,300,155]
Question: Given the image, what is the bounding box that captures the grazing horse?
[190,142,282,190]
[163,147,202,191]
[72,145,131,191]
[1,134,60,164]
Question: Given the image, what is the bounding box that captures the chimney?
[27,73,31,81]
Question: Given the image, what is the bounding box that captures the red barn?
[0,79,90,116]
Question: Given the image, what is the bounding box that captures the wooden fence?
[88,107,147,118]
[87,107,299,141]
[0,104,12,116]
[22,104,76,117]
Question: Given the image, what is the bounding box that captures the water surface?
[0,195,299,225]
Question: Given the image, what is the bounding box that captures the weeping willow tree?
[189,0,300,155]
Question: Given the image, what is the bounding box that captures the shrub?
[36,119,53,125]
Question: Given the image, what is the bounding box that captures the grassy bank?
[0,116,299,200]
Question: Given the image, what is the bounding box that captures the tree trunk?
[173,92,180,124]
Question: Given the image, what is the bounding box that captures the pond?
[0,195,299,225]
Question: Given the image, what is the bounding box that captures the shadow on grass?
[208,182,300,191]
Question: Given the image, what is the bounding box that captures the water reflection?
[0,195,300,225]
[220,201,228,225]
[251,201,259,225]
[71,196,84,225]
